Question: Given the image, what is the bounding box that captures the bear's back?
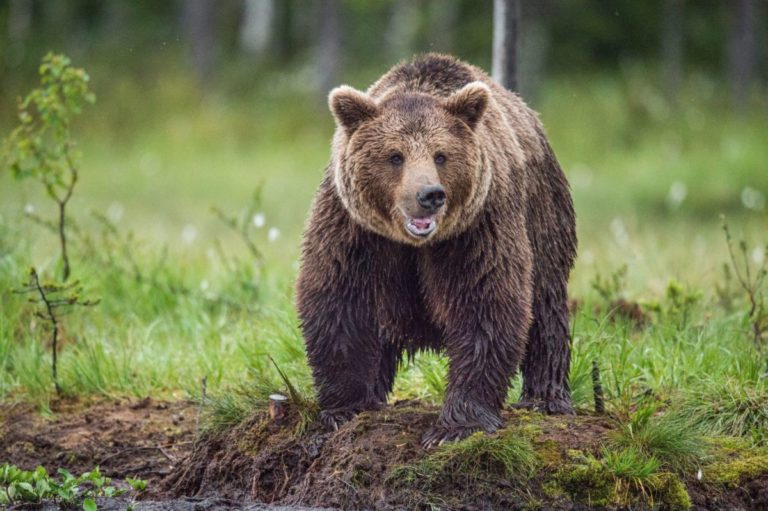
[367,53,483,99]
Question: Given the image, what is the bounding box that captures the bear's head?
[328,82,493,246]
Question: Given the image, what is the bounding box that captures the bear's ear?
[329,85,379,135]
[443,81,490,130]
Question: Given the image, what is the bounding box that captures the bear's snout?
[416,185,446,213]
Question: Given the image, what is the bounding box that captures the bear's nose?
[416,185,446,212]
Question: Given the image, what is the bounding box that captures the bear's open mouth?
[405,216,437,238]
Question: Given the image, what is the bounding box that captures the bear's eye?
[389,153,404,166]
[434,153,447,165]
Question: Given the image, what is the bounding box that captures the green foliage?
[703,438,768,487]
[0,463,143,508]
[2,53,95,281]
[2,52,94,183]
[591,264,628,305]
[659,280,703,330]
[15,267,98,394]
[126,477,148,492]
[674,378,768,441]
[611,403,706,473]
[556,448,691,510]
[722,218,768,348]
[390,427,541,492]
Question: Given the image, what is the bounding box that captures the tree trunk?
[314,0,342,103]
[239,0,275,55]
[428,0,459,54]
[492,0,519,92]
[661,0,684,105]
[182,0,217,86]
[387,0,421,61]
[728,0,755,111]
[8,0,32,42]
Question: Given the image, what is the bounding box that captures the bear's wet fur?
[295,54,577,447]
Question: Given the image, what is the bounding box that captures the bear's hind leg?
[516,134,577,414]
[373,344,402,404]
[516,280,574,414]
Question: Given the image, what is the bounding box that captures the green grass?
[674,378,768,440]
[390,426,541,489]
[610,404,706,472]
[0,61,767,454]
[556,448,691,510]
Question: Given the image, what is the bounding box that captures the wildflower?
[666,181,687,209]
[181,224,198,245]
[610,217,630,247]
[741,187,765,211]
[753,247,766,266]
[107,202,124,223]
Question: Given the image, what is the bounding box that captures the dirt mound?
[163,402,768,510]
[3,399,767,510]
[164,402,612,510]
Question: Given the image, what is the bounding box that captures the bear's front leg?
[420,228,534,449]
[298,284,388,430]
[421,314,530,448]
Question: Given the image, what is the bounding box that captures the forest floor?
[3,398,767,510]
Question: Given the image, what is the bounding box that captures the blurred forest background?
[1,0,767,292]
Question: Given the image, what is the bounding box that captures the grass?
[0,59,767,460]
[674,378,768,441]
[610,404,706,472]
[556,448,691,510]
[389,426,541,492]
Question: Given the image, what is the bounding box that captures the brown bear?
[295,54,576,447]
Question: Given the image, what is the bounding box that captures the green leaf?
[83,497,98,511]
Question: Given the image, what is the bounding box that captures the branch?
[28,268,61,394]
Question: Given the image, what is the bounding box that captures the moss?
[541,480,565,499]
[522,497,544,510]
[704,451,768,487]
[556,452,692,510]
[556,457,617,506]
[703,437,768,487]
[534,439,563,467]
[565,448,584,460]
[649,472,692,511]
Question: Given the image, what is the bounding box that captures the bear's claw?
[512,397,574,415]
[421,424,482,450]
[320,409,358,431]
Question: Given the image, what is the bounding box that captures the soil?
[0,397,196,483]
[2,398,768,510]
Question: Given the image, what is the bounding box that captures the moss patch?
[556,456,617,506]
[555,449,692,510]
[652,472,692,511]
[701,437,768,487]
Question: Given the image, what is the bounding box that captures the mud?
[3,398,768,510]
[35,497,332,511]
[0,397,196,483]
[164,402,613,510]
